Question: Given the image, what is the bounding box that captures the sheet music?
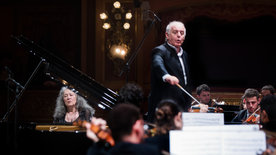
[182,124,260,132]
[170,131,222,155]
[222,131,266,155]
[182,112,224,126]
[170,130,266,155]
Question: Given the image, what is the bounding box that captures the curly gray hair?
[53,86,95,120]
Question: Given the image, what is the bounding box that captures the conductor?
[148,21,191,122]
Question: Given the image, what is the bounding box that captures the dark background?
[184,15,276,89]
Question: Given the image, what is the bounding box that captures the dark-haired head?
[243,88,260,99]
[108,103,143,142]
[261,85,275,97]
[260,95,276,131]
[118,82,144,108]
[196,84,210,95]
[155,99,183,134]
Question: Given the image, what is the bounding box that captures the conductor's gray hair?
[165,21,186,38]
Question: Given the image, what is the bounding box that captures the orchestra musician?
[190,84,223,113]
[118,82,144,108]
[261,85,275,97]
[239,93,247,110]
[144,99,183,153]
[193,84,212,106]
[259,95,276,155]
[85,103,159,155]
[231,88,260,124]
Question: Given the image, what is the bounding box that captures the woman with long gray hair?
[53,86,95,124]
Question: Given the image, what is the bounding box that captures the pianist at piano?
[53,86,95,124]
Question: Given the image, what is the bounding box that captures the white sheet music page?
[222,131,266,155]
[170,130,222,155]
[182,124,260,132]
[182,112,224,126]
[170,128,266,155]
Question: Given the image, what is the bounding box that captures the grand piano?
[1,35,120,155]
[12,35,119,111]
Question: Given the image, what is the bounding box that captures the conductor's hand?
[165,75,179,85]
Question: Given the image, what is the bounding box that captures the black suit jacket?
[231,109,248,123]
[86,141,159,155]
[148,43,191,122]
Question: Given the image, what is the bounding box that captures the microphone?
[152,12,161,22]
[147,10,161,22]
[4,66,14,77]
[6,78,24,89]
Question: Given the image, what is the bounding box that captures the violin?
[73,120,115,146]
[143,122,157,138]
[243,107,260,124]
[211,99,226,106]
[191,105,223,113]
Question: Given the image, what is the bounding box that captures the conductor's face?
[166,23,185,49]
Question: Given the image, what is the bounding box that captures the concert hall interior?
[1,0,276,154]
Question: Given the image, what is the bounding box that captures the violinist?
[191,84,223,113]
[85,104,159,155]
[192,84,212,106]
[259,95,276,155]
[144,99,183,153]
[231,88,260,124]
[261,85,275,97]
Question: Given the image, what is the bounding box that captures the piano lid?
[12,35,119,110]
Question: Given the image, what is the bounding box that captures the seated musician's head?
[243,88,260,114]
[196,84,211,105]
[260,95,276,131]
[261,85,275,97]
[155,99,183,135]
[107,103,144,143]
[118,82,144,108]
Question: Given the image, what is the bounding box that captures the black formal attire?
[53,109,93,124]
[231,109,248,123]
[144,133,169,153]
[148,43,191,122]
[86,141,160,155]
[109,142,159,155]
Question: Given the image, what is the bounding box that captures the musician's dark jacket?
[144,133,170,153]
[231,109,248,123]
[148,43,191,122]
[86,141,160,155]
